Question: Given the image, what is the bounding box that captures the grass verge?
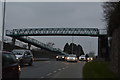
[83,61,119,80]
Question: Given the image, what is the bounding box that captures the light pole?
[72,36,74,54]
[1,0,6,51]
[0,0,6,79]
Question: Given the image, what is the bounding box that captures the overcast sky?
[0,2,106,55]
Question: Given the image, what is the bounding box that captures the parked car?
[79,55,86,61]
[66,54,78,62]
[12,49,34,66]
[56,55,65,61]
[2,51,21,79]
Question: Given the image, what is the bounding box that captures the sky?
[0,2,106,55]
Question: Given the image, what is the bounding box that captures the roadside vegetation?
[83,61,119,79]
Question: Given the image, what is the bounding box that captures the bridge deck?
[6,28,100,36]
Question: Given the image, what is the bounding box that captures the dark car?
[2,51,21,79]
[56,55,65,61]
[12,49,34,66]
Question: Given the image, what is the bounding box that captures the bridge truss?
[6,28,100,37]
[6,28,107,55]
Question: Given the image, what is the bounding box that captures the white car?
[12,49,34,66]
[66,54,78,62]
[79,55,86,61]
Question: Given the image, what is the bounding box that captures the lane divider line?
[62,68,65,69]
[58,69,61,71]
[47,73,52,76]
[40,76,44,78]
[53,71,57,73]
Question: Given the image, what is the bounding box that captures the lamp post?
[72,36,74,54]
[0,1,6,79]
[1,0,6,51]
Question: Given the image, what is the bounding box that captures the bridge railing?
[99,29,107,35]
[13,36,66,54]
[6,28,100,36]
[20,36,55,51]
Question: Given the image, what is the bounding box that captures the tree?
[63,43,70,53]
[103,2,120,36]
[78,44,84,56]
[63,43,85,56]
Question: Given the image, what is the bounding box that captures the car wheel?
[19,60,23,67]
[29,59,33,66]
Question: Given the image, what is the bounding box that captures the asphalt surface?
[20,60,86,79]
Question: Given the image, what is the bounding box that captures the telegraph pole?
[1,0,6,51]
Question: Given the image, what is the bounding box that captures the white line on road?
[47,73,52,76]
[58,69,61,71]
[53,71,57,73]
[40,76,44,78]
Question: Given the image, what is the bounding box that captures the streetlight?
[72,36,74,54]
[1,0,6,51]
[0,0,6,79]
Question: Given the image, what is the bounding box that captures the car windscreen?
[12,50,24,55]
[69,55,76,57]
[2,53,18,67]
[80,55,85,57]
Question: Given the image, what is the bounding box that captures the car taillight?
[12,65,21,72]
[18,65,21,72]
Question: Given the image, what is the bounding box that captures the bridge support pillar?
[12,38,16,49]
[28,43,31,50]
[98,35,109,61]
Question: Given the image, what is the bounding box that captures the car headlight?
[62,56,64,58]
[56,56,58,58]
[67,57,69,59]
[90,58,93,60]
[73,58,75,60]
[16,57,19,60]
[87,58,90,60]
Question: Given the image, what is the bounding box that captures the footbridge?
[6,28,107,57]
[6,28,100,36]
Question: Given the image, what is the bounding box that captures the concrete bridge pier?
[98,35,109,61]
[12,38,16,50]
[28,43,31,50]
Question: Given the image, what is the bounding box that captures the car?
[79,55,86,61]
[2,51,21,79]
[66,54,78,62]
[12,49,34,66]
[56,55,65,61]
[87,57,93,61]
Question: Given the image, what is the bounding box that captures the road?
[20,60,86,79]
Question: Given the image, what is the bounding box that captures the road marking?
[47,73,52,76]
[58,69,61,71]
[62,68,65,69]
[40,76,44,78]
[53,71,57,73]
